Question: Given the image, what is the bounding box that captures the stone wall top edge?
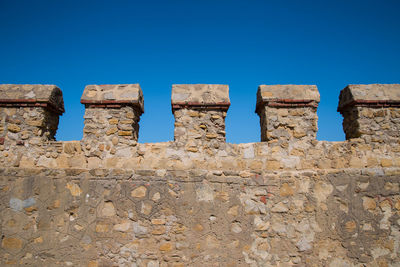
[171,84,230,105]
[256,84,320,103]
[0,84,65,113]
[33,139,352,146]
[338,84,400,111]
[80,84,144,112]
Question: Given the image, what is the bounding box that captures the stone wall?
[0,83,399,267]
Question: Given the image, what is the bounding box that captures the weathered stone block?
[171,84,229,105]
[338,84,400,142]
[256,84,320,143]
[0,84,64,142]
[81,84,144,152]
[171,84,230,145]
[81,84,144,112]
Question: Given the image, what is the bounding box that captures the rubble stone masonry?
[0,83,399,267]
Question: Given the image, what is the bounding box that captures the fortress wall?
[0,83,399,266]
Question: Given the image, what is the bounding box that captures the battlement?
[1,83,399,147]
[0,83,399,266]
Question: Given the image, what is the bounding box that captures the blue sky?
[1,0,399,143]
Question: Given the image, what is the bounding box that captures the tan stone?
[159,242,173,252]
[367,157,378,167]
[318,159,332,169]
[379,199,391,210]
[20,130,29,139]
[152,192,161,201]
[27,119,44,127]
[95,223,109,233]
[105,158,118,168]
[74,225,83,233]
[266,160,280,170]
[108,118,118,125]
[216,191,229,201]
[66,182,82,197]
[188,111,200,117]
[113,221,131,232]
[24,206,37,212]
[349,157,365,168]
[362,197,376,211]
[289,109,305,116]
[151,218,166,225]
[345,221,356,232]
[290,148,304,156]
[120,119,134,124]
[98,143,104,151]
[112,137,119,145]
[228,205,239,216]
[395,199,400,210]
[64,141,81,154]
[87,157,101,169]
[194,224,204,232]
[280,183,294,197]
[249,160,263,170]
[384,182,399,192]
[33,236,43,243]
[55,154,69,168]
[293,130,306,138]
[206,133,218,139]
[2,237,23,251]
[131,186,147,198]
[271,202,288,212]
[314,181,333,203]
[186,146,198,152]
[168,188,179,197]
[205,235,219,249]
[19,156,35,168]
[106,127,118,135]
[254,217,269,231]
[304,204,315,212]
[141,202,152,215]
[88,261,99,267]
[239,171,252,178]
[381,158,393,167]
[51,199,61,209]
[6,219,16,227]
[68,154,87,168]
[126,112,135,119]
[152,226,166,235]
[118,130,132,136]
[100,202,116,217]
[8,124,21,133]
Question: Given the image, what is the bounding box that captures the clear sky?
[1,0,399,143]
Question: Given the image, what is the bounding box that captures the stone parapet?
[256,85,320,144]
[81,84,144,112]
[171,84,230,110]
[338,84,400,143]
[81,84,144,156]
[0,82,400,266]
[0,84,64,145]
[0,139,399,266]
[171,84,230,148]
[0,84,65,114]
